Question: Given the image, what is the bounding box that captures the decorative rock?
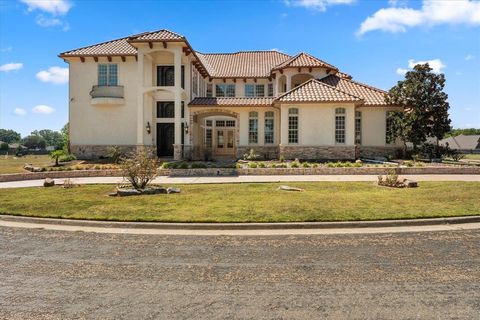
[167,187,181,194]
[403,179,418,188]
[142,187,168,195]
[279,185,304,192]
[43,178,55,187]
[108,192,118,197]
[117,188,142,197]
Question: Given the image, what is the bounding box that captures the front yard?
[0,182,478,222]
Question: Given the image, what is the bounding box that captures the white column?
[274,72,279,96]
[136,50,144,145]
[173,47,182,159]
[280,105,288,145]
[286,73,292,92]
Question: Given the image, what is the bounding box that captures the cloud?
[358,0,480,35]
[36,66,69,84]
[32,105,55,114]
[20,0,71,15]
[284,0,355,12]
[0,62,23,72]
[13,108,27,116]
[465,54,475,61]
[270,48,286,53]
[396,59,446,75]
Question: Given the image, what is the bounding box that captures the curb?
[1,214,479,231]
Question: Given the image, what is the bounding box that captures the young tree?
[385,63,451,155]
[0,129,21,144]
[50,150,66,166]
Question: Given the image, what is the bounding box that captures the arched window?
[248,111,258,144]
[264,111,274,144]
[288,108,299,144]
[335,108,346,144]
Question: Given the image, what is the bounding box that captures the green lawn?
[0,182,478,222]
[0,154,53,174]
[464,154,480,160]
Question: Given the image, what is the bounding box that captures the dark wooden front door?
[156,123,174,157]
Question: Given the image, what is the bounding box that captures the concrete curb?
[1,214,479,231]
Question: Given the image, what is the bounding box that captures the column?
[136,50,144,146]
[173,47,183,160]
[274,72,279,96]
[286,73,292,92]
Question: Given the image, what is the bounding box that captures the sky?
[0,0,479,137]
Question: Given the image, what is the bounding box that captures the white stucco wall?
[357,106,403,147]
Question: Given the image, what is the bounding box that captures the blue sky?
[0,0,479,137]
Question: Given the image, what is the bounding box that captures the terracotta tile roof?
[195,51,291,78]
[336,71,353,80]
[128,29,185,42]
[189,97,275,107]
[318,75,387,105]
[272,52,337,72]
[59,36,137,57]
[276,79,362,103]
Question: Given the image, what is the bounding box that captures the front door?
[156,123,174,157]
[214,129,235,155]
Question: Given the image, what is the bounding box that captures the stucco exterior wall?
[358,106,403,147]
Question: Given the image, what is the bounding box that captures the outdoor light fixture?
[184,122,189,134]
[146,122,151,134]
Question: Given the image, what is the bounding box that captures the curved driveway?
[0,226,479,319]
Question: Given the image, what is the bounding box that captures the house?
[440,134,480,152]
[59,29,403,160]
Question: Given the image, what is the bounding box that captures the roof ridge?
[195,50,291,56]
[59,35,135,56]
[341,76,388,94]
[274,78,317,101]
[312,79,364,100]
[275,78,363,102]
[129,28,185,40]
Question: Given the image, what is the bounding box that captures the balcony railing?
[90,85,124,98]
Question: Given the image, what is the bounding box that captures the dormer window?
[216,84,235,97]
[98,64,117,86]
[245,84,264,97]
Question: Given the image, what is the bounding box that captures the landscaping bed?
[0,182,478,222]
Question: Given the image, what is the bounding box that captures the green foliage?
[160,162,170,169]
[444,128,480,138]
[290,161,300,168]
[301,162,310,168]
[279,155,285,162]
[0,142,8,151]
[31,129,64,149]
[50,150,66,166]
[0,129,21,144]
[22,135,46,149]
[59,154,76,162]
[191,162,207,168]
[404,160,414,167]
[119,148,158,190]
[243,149,259,161]
[249,162,258,168]
[106,146,124,163]
[377,170,402,187]
[258,162,266,168]
[61,123,70,152]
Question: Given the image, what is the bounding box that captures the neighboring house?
[59,29,403,160]
[440,135,480,152]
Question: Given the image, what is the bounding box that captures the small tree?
[50,150,66,166]
[119,148,158,190]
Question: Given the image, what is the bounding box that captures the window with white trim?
[264,111,274,144]
[267,83,274,97]
[216,84,235,97]
[335,108,346,144]
[248,111,258,144]
[192,70,198,95]
[288,108,298,144]
[245,84,265,97]
[355,111,362,145]
[98,64,118,86]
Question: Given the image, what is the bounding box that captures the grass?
[0,154,53,174]
[464,154,480,160]
[0,182,478,222]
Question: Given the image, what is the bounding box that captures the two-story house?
[59,29,402,160]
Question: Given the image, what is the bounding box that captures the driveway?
[0,227,479,319]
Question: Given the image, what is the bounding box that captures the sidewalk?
[0,174,479,188]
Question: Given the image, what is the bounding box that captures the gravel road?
[0,227,479,319]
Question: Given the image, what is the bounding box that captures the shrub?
[106,146,124,163]
[235,163,243,169]
[258,162,266,168]
[377,170,402,188]
[353,162,362,167]
[160,162,170,169]
[451,151,466,162]
[312,163,319,168]
[119,147,157,190]
[291,161,300,168]
[412,154,420,162]
[404,160,414,167]
[343,161,352,167]
[243,149,259,161]
[179,162,189,169]
[59,154,76,162]
[301,162,310,168]
[279,155,285,162]
[249,162,258,168]
[326,162,335,168]
[191,162,207,168]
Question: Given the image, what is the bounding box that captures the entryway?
[156,123,174,157]
[214,129,235,156]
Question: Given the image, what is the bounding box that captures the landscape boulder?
[117,189,142,197]
[279,185,304,192]
[167,187,181,194]
[43,178,55,187]
[403,179,418,188]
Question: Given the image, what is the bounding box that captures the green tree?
[0,129,21,144]
[386,63,451,155]
[31,129,64,149]
[61,123,70,152]
[22,135,47,150]
[0,142,9,151]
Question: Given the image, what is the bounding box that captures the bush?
[119,148,157,190]
[279,155,285,162]
[191,162,207,168]
[243,149,259,161]
[343,161,352,167]
[258,162,266,168]
[179,162,189,169]
[249,162,258,168]
[404,160,414,167]
[301,162,310,168]
[377,169,402,187]
[106,146,124,163]
[160,162,170,169]
[290,161,300,168]
[59,154,76,162]
[326,162,335,168]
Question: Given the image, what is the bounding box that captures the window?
[288,108,298,144]
[226,120,235,127]
[205,128,212,147]
[355,111,362,145]
[157,66,185,88]
[206,83,213,97]
[216,84,235,97]
[192,71,198,95]
[267,83,274,97]
[335,108,346,144]
[264,111,274,144]
[98,64,118,86]
[216,120,225,127]
[386,111,395,144]
[248,111,258,144]
[245,84,264,97]
[181,101,185,118]
[157,102,174,118]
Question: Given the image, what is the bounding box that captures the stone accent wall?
[279,145,356,160]
[0,170,122,182]
[71,145,136,159]
[236,146,279,160]
[359,146,403,159]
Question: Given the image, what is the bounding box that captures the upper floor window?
[156,101,184,118]
[206,83,213,97]
[288,108,299,144]
[192,71,198,95]
[335,108,346,144]
[245,84,264,97]
[98,64,117,86]
[216,84,235,97]
[264,111,274,144]
[355,111,362,145]
[248,111,258,144]
[267,83,274,97]
[157,66,185,88]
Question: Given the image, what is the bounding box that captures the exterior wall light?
[184,122,189,134]
[146,122,151,134]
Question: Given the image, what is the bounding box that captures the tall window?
[157,66,185,88]
[98,64,118,86]
[386,111,395,144]
[216,84,235,97]
[264,111,274,144]
[248,111,258,144]
[267,83,274,97]
[355,111,362,145]
[335,108,346,144]
[245,84,265,97]
[206,83,213,97]
[192,71,198,95]
[288,108,298,144]
[157,102,174,118]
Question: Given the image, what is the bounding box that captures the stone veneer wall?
[279,145,356,160]
[71,145,137,159]
[236,146,279,160]
[359,146,403,159]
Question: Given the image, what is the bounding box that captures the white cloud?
[32,105,55,114]
[35,15,62,27]
[20,0,71,15]
[36,66,69,84]
[358,0,480,35]
[0,62,23,72]
[285,0,355,12]
[396,58,446,75]
[388,0,408,6]
[270,48,286,53]
[465,54,475,61]
[13,108,27,116]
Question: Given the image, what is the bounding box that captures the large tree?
[61,123,70,152]
[385,63,451,155]
[0,129,21,144]
[22,135,46,150]
[31,129,64,149]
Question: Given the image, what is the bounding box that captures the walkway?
[0,174,479,188]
